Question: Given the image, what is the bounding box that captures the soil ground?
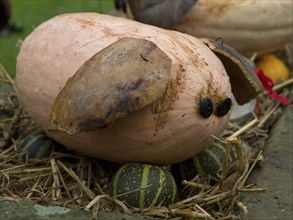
[240,103,292,220]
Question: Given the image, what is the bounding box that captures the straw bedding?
[0,45,292,219]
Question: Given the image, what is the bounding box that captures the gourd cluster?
[18,129,233,208]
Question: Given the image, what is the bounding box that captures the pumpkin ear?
[201,38,264,105]
[47,37,172,135]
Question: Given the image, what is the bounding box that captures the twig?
[50,159,61,199]
[182,180,211,190]
[87,161,92,189]
[194,204,215,220]
[228,119,258,138]
[238,188,267,192]
[85,194,109,210]
[174,208,214,219]
[112,184,152,199]
[173,193,205,206]
[200,191,232,207]
[95,183,105,195]
[63,196,85,206]
[55,160,72,199]
[18,172,50,182]
[57,160,95,199]
[0,145,15,156]
[257,102,281,128]
[236,200,248,215]
[2,167,51,174]
[238,151,263,189]
[26,176,42,198]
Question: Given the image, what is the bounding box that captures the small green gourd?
[172,140,235,184]
[19,130,55,161]
[108,163,177,208]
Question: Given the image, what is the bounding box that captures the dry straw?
[0,47,292,220]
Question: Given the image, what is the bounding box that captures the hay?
[0,47,292,219]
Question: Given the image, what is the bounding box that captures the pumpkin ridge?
[150,167,165,207]
[213,142,232,161]
[21,132,44,152]
[112,163,125,197]
[204,148,222,170]
[195,157,205,177]
[35,138,53,158]
[171,172,178,203]
[139,164,150,208]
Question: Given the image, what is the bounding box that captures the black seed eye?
[199,99,213,118]
[217,98,232,117]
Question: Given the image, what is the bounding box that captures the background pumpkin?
[120,0,293,56]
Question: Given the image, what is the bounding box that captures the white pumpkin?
[174,0,293,56]
[118,0,293,56]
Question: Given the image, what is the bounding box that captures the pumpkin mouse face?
[16,13,262,165]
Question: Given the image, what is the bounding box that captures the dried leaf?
[201,38,264,105]
[48,37,172,135]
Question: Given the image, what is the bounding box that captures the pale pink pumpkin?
[16,13,234,165]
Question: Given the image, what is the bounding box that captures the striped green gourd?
[108,163,177,208]
[172,140,235,182]
[19,130,54,160]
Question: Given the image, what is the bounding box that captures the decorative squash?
[19,130,55,161]
[19,130,72,161]
[172,140,235,183]
[122,0,293,56]
[16,13,262,165]
[108,163,177,208]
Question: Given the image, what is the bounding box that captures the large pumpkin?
[16,13,261,165]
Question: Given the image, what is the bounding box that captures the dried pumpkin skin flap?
[201,38,264,105]
[48,37,172,135]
